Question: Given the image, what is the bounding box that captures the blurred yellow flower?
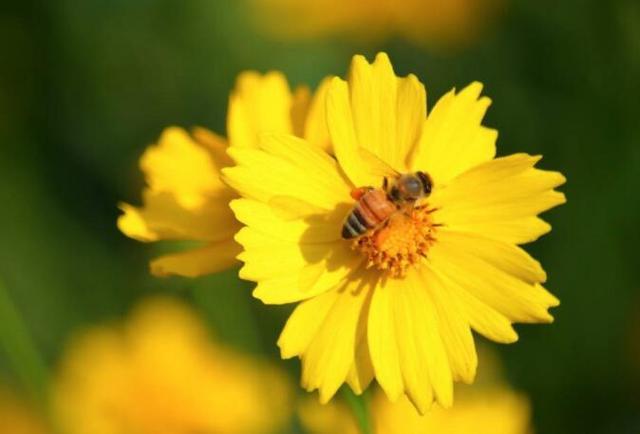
[298,398,360,434]
[300,387,531,434]
[118,72,330,277]
[373,387,531,434]
[52,296,292,434]
[223,52,565,413]
[300,349,532,434]
[250,0,504,47]
[0,386,48,434]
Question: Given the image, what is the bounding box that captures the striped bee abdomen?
[342,210,369,239]
[342,189,397,239]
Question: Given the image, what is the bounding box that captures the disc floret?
[352,206,436,278]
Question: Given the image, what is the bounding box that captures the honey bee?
[341,150,433,240]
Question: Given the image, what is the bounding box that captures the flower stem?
[0,277,48,405]
[342,387,374,434]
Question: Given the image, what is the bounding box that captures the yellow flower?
[0,385,49,434]
[118,72,330,277]
[223,53,565,413]
[298,398,360,434]
[250,0,504,47]
[300,349,532,434]
[52,296,292,434]
[300,386,531,434]
[373,387,531,434]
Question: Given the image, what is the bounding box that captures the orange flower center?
[352,205,436,278]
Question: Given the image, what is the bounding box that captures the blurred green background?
[1,0,639,433]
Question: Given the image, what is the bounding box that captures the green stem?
[0,277,48,406]
[342,387,373,434]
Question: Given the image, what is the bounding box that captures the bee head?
[392,172,433,202]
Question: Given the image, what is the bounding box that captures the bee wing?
[357,147,401,180]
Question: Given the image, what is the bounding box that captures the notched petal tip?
[318,387,339,405]
[373,51,391,63]
[556,191,568,205]
[116,202,157,242]
[232,225,251,248]
[222,147,243,166]
[149,258,172,277]
[276,347,296,361]
[326,77,348,103]
[406,72,420,82]
[158,125,188,140]
[234,70,289,92]
[460,80,484,98]
[457,366,478,385]
[350,53,369,68]
[150,240,241,278]
[251,285,276,305]
[506,330,520,344]
[227,198,246,214]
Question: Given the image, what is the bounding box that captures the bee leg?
[382,177,388,190]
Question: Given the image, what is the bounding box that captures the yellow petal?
[419,266,477,384]
[384,275,435,412]
[268,196,328,220]
[367,277,404,402]
[430,153,566,244]
[326,77,373,187]
[426,262,518,344]
[450,216,553,245]
[327,53,427,186]
[429,230,559,324]
[229,199,343,244]
[140,127,228,207]
[278,289,339,359]
[395,74,427,169]
[224,136,350,210]
[349,54,396,166]
[301,280,372,403]
[227,71,294,148]
[346,336,374,395]
[258,133,351,202]
[191,127,234,167]
[149,238,241,277]
[118,190,237,242]
[255,271,362,305]
[303,77,333,153]
[118,202,158,241]
[236,227,320,279]
[237,226,362,304]
[290,85,312,138]
[399,272,454,411]
[439,229,548,283]
[410,82,497,184]
[369,273,455,413]
[119,127,237,243]
[351,54,425,171]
